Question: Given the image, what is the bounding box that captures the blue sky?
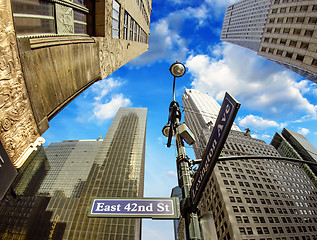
[43,0,317,239]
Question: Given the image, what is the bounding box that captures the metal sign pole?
[175,112,201,240]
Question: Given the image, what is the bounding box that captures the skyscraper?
[271,128,317,185]
[0,0,152,173]
[181,89,317,240]
[221,0,317,83]
[0,107,147,240]
[182,89,240,158]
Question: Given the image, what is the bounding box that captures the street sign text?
[88,198,180,219]
[191,92,240,207]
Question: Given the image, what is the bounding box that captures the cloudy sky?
[43,0,317,239]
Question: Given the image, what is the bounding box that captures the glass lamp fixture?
[169,62,186,77]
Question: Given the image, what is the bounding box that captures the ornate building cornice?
[0,0,41,168]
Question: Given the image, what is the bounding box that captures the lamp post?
[162,62,201,240]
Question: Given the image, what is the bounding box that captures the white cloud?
[93,94,131,120]
[238,115,279,129]
[186,43,317,119]
[130,4,211,66]
[167,171,177,177]
[298,127,310,136]
[75,77,132,123]
[204,0,240,18]
[91,78,123,101]
[130,18,188,65]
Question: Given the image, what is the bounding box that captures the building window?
[286,17,294,23]
[243,216,250,223]
[283,28,290,34]
[311,59,317,66]
[130,18,134,41]
[274,28,281,33]
[286,52,293,58]
[246,227,253,235]
[257,227,263,235]
[304,30,313,37]
[289,6,297,12]
[280,7,286,13]
[134,21,138,41]
[296,17,305,23]
[308,17,317,24]
[293,29,301,35]
[296,54,304,62]
[11,0,55,35]
[239,227,247,235]
[289,40,297,47]
[112,0,120,38]
[300,5,308,12]
[124,12,128,40]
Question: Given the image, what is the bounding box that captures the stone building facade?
[0,0,151,172]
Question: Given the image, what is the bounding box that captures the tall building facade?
[182,89,240,158]
[0,107,147,240]
[271,128,317,186]
[221,0,317,83]
[181,89,317,240]
[220,0,271,51]
[0,0,152,174]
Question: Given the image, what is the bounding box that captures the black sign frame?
[191,92,240,207]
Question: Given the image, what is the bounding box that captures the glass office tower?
[0,107,147,240]
[180,89,317,240]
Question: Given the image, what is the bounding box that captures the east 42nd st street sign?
[88,198,180,219]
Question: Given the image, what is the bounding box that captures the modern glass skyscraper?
[180,89,317,240]
[0,107,147,240]
[221,0,317,83]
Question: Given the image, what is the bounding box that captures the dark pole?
[163,62,201,239]
[174,115,201,240]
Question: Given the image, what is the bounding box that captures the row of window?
[226,186,316,200]
[112,1,148,43]
[12,0,89,35]
[219,160,313,186]
[261,47,317,66]
[239,225,317,236]
[229,194,317,208]
[244,236,317,240]
[266,27,314,37]
[268,16,317,24]
[271,4,317,13]
[136,0,150,26]
[233,203,317,215]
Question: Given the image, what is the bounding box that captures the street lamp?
[170,62,186,101]
[162,62,201,240]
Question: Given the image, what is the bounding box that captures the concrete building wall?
[258,0,317,83]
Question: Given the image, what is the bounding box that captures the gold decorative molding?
[0,0,41,168]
